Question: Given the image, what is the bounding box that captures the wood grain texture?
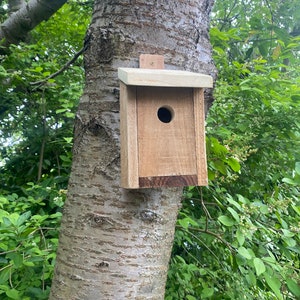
[120,85,209,188]
[137,87,197,178]
[139,175,198,188]
[118,68,213,88]
[120,82,139,188]
[139,54,165,69]
[193,88,208,185]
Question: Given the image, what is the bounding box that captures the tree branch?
[30,46,85,87]
[180,226,224,264]
[177,225,235,252]
[0,0,67,53]
[197,186,211,232]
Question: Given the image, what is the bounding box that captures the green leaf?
[6,289,20,300]
[186,295,197,300]
[42,71,51,77]
[226,157,241,172]
[0,243,8,251]
[201,287,214,298]
[212,160,227,175]
[0,197,9,207]
[258,42,268,57]
[218,215,235,226]
[199,269,207,275]
[178,216,198,229]
[175,255,186,264]
[292,205,300,216]
[11,253,23,268]
[259,204,269,214]
[34,66,43,72]
[17,211,31,226]
[245,270,257,286]
[253,258,266,276]
[2,216,11,226]
[291,95,300,102]
[210,137,228,157]
[227,207,240,222]
[23,261,35,267]
[238,247,252,259]
[295,162,300,175]
[56,108,68,114]
[65,112,75,118]
[282,177,297,185]
[286,278,300,297]
[282,236,296,247]
[63,137,73,144]
[282,229,295,237]
[226,195,242,211]
[0,268,11,284]
[236,228,245,246]
[264,273,283,300]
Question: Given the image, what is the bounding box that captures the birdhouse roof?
[118,68,213,88]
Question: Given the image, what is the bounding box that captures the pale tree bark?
[50,0,216,299]
[8,0,25,14]
[0,0,67,52]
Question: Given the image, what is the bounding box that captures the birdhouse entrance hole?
[157,106,173,123]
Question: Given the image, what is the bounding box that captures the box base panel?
[139,175,198,188]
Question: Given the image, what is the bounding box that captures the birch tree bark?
[50,0,216,299]
[0,0,67,52]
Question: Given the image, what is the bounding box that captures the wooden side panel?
[137,87,197,179]
[120,82,139,188]
[193,88,208,186]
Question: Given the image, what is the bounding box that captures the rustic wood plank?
[139,54,165,69]
[139,175,198,188]
[193,88,208,186]
[118,68,213,88]
[120,82,139,188]
[137,87,197,178]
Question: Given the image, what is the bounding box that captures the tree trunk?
[0,0,67,53]
[50,0,216,299]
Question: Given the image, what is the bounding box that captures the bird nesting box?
[118,55,213,188]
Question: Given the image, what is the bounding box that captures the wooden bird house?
[118,55,213,188]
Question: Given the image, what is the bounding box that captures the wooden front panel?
[137,87,197,178]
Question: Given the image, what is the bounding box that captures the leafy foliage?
[0,180,65,299]
[0,1,91,190]
[166,0,300,298]
[1,0,300,299]
[0,1,91,298]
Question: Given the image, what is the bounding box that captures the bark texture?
[0,0,67,53]
[8,0,25,14]
[50,0,216,299]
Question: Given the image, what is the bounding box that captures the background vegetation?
[0,0,299,299]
